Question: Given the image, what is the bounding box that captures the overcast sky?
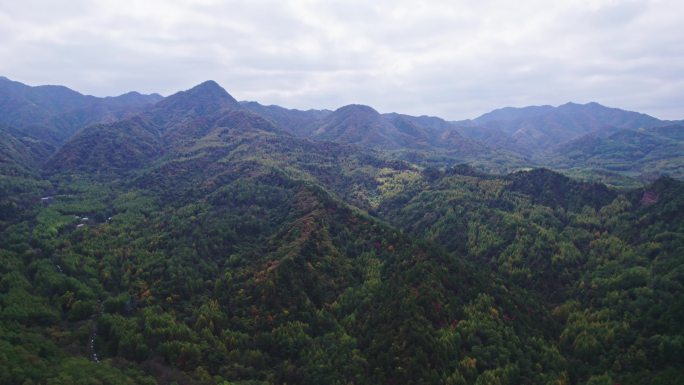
[1,0,682,120]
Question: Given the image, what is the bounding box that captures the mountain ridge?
[1,76,682,184]
[1,76,683,385]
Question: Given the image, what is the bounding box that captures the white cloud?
[0,0,682,119]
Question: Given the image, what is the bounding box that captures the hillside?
[0,77,161,145]
[452,102,683,184]
[546,125,684,180]
[240,101,330,137]
[46,83,293,177]
[3,77,682,183]
[0,78,683,385]
[0,126,56,176]
[460,102,666,153]
[311,104,409,149]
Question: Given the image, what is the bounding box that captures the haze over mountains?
[0,76,162,144]
[1,76,682,185]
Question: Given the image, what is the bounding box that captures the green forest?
[1,78,683,385]
[2,148,683,384]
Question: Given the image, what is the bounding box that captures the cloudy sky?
[1,0,682,119]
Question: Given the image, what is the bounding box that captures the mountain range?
[1,76,683,385]
[2,76,681,185]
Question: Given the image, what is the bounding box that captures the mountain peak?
[334,104,380,116]
[560,101,597,107]
[192,79,222,90]
[185,80,237,103]
[154,80,239,117]
[473,104,554,124]
[558,101,609,111]
[107,91,164,105]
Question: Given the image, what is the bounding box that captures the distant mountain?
[48,81,287,174]
[0,76,162,144]
[469,105,555,125]
[2,77,682,184]
[148,80,238,132]
[147,81,287,147]
[383,113,454,133]
[0,76,96,125]
[546,124,684,180]
[240,101,331,137]
[382,113,455,147]
[310,105,501,163]
[457,102,667,155]
[311,104,411,149]
[299,101,675,178]
[47,116,163,174]
[451,124,526,154]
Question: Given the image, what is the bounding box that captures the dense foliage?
[1,78,683,384]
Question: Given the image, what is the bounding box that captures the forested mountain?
[239,101,331,137]
[0,78,683,385]
[545,125,684,180]
[456,102,667,154]
[3,77,683,184]
[451,102,683,184]
[312,104,413,149]
[0,77,162,180]
[0,76,162,145]
[0,125,56,176]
